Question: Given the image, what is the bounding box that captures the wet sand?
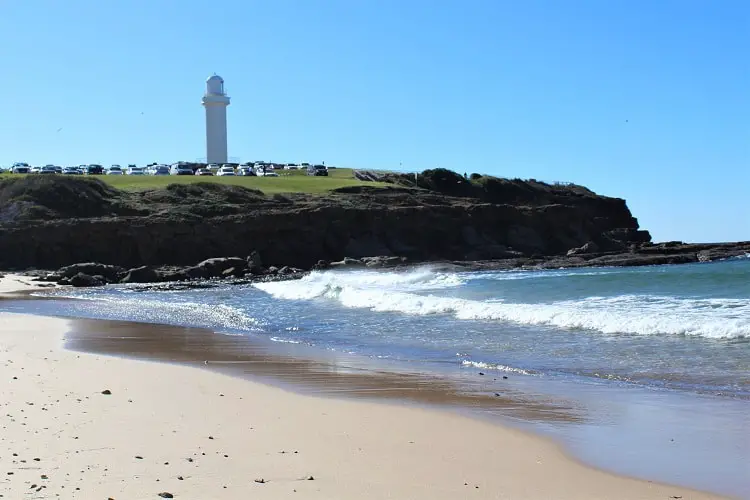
[0,310,726,499]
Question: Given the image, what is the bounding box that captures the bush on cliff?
[0,175,123,219]
[415,168,474,197]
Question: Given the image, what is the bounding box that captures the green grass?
[0,168,386,195]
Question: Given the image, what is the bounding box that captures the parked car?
[152,165,170,176]
[106,166,124,175]
[30,166,42,174]
[307,164,329,176]
[54,166,63,174]
[127,166,146,175]
[170,164,194,175]
[87,164,104,175]
[39,165,57,174]
[62,166,81,175]
[195,168,213,176]
[216,166,236,176]
[237,166,255,176]
[11,164,30,173]
[257,171,279,177]
[207,163,221,174]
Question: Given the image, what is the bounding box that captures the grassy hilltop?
[0,168,379,195]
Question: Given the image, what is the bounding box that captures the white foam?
[255,270,750,339]
[46,292,263,332]
[461,360,533,375]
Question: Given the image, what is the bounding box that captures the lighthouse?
[202,74,230,164]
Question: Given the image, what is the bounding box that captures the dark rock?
[330,257,364,268]
[567,241,599,256]
[246,250,264,274]
[312,259,330,270]
[194,257,247,278]
[159,270,189,282]
[266,266,279,275]
[361,256,405,268]
[158,493,174,499]
[101,389,112,395]
[120,266,160,284]
[69,273,104,287]
[58,263,124,282]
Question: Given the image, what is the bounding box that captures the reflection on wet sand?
[65,317,583,424]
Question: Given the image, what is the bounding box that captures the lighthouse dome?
[206,74,225,95]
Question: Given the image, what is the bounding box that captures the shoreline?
[0,285,733,498]
[2,312,727,499]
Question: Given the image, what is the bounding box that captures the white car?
[216,166,236,176]
[237,167,255,176]
[11,163,30,174]
[39,166,57,174]
[170,165,194,175]
[257,171,279,177]
[106,166,124,175]
[207,163,221,174]
[62,167,81,175]
[127,166,145,175]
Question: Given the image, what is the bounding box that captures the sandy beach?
[0,299,727,500]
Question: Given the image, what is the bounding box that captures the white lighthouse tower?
[202,74,230,164]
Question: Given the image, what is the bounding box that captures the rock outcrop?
[0,173,652,271]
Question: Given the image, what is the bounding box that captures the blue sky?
[0,0,747,242]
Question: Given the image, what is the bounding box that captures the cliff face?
[0,173,650,270]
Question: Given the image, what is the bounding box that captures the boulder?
[69,273,105,287]
[567,241,600,256]
[329,257,365,268]
[312,260,330,270]
[160,270,190,282]
[194,257,247,278]
[58,263,125,282]
[120,266,161,284]
[246,251,264,274]
[361,256,405,268]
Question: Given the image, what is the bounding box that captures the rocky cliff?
[0,171,653,271]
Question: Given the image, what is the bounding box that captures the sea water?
[6,258,749,496]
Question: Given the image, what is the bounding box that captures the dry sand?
[0,311,726,500]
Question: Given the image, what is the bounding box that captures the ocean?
[5,257,749,496]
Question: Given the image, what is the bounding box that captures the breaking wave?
[255,269,750,339]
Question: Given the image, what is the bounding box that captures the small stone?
[41,475,48,479]
[101,390,112,395]
[158,493,174,499]
[478,372,485,376]
[502,376,508,380]
[306,475,315,481]
[254,478,266,484]
[177,476,183,480]
[135,456,143,460]
[208,436,214,440]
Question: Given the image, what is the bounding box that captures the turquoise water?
[5,258,749,496]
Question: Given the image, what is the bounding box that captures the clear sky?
[0,0,747,242]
